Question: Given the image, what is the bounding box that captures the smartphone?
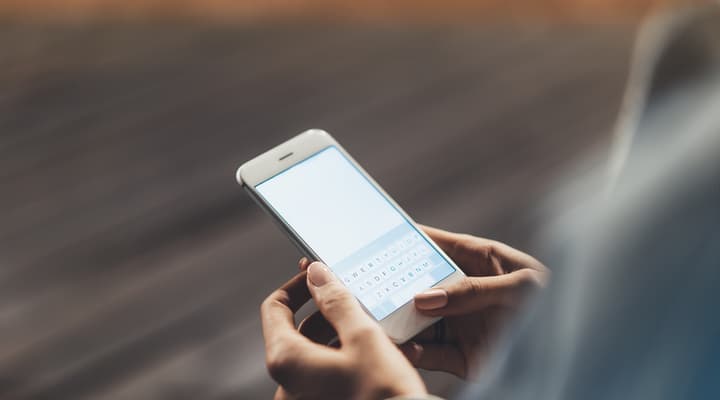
[236,129,465,343]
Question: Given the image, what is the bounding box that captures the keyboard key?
[342,231,448,308]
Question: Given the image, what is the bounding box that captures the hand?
[402,225,549,379]
[261,261,427,400]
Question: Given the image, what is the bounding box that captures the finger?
[414,269,544,316]
[422,225,548,274]
[402,342,466,378]
[276,271,312,312]
[298,257,310,271]
[419,225,503,275]
[418,224,465,257]
[306,262,381,344]
[398,341,423,364]
[261,272,344,389]
[260,271,311,356]
[274,386,294,400]
[298,311,337,345]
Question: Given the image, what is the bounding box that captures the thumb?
[414,269,543,316]
[306,262,380,342]
[273,386,295,400]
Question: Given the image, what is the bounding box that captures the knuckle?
[484,240,504,268]
[445,278,486,310]
[451,234,477,257]
[346,323,383,346]
[260,293,277,313]
[460,237,502,275]
[319,285,354,312]
[513,269,542,295]
[265,350,296,384]
[261,289,288,313]
[465,278,485,297]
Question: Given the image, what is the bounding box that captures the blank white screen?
[256,146,404,265]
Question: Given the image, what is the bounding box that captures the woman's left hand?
[262,261,427,400]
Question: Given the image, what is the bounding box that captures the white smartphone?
[236,129,465,343]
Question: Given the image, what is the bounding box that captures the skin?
[263,225,548,398]
[399,225,548,378]
[261,262,427,400]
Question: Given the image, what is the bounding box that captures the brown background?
[0,1,700,399]
[0,0,704,23]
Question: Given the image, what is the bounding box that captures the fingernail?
[414,289,448,310]
[307,262,332,287]
[298,257,308,270]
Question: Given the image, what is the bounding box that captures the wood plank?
[0,22,632,398]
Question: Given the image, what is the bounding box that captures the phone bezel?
[236,129,465,343]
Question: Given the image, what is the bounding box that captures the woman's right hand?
[401,225,549,379]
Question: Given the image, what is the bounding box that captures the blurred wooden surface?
[0,22,633,399]
[0,0,703,23]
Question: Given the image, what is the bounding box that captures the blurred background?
[0,0,706,399]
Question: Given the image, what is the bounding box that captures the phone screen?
[255,146,456,320]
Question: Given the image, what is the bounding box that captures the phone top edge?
[235,128,333,187]
[235,166,245,186]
